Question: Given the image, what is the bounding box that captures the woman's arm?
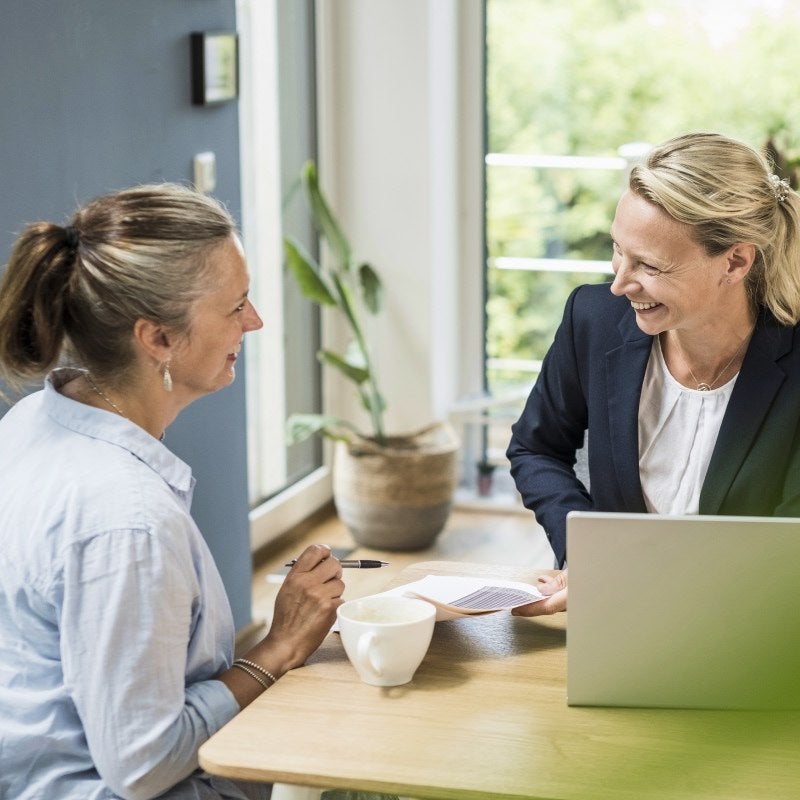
[61,525,240,800]
[507,287,594,566]
[217,544,344,709]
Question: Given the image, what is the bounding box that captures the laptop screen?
[566,511,800,710]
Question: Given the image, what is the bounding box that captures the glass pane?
[277,0,323,489]
[485,0,800,396]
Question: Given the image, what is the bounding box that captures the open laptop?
[566,511,800,710]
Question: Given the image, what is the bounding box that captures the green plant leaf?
[359,385,386,415]
[331,272,365,343]
[283,160,387,444]
[319,349,370,384]
[358,262,382,314]
[343,340,367,369]
[302,160,352,270]
[284,237,337,306]
[286,413,360,444]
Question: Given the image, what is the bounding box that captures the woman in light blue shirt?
[0,184,345,799]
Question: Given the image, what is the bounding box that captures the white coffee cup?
[337,595,436,686]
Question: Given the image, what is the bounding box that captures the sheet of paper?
[336,575,546,625]
[400,575,545,620]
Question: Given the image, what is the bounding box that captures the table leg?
[271,785,322,800]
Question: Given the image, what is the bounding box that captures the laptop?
[566,511,800,710]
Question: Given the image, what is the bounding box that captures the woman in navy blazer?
[507,132,800,585]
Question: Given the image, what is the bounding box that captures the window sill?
[249,465,332,552]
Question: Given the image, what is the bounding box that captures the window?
[485,0,800,396]
[238,0,329,549]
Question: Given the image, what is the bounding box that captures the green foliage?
[358,262,382,314]
[285,413,362,445]
[284,161,386,446]
[284,238,337,306]
[486,0,800,394]
[302,158,352,269]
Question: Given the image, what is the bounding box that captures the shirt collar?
[44,368,194,495]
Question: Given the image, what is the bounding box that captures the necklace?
[84,373,127,418]
[672,333,750,392]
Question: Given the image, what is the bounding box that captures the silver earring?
[162,362,173,392]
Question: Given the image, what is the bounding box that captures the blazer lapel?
[606,313,651,511]
[700,312,792,513]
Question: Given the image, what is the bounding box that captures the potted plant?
[476,458,497,497]
[283,161,459,550]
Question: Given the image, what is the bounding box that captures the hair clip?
[770,173,790,203]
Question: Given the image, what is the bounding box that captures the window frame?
[237,0,331,551]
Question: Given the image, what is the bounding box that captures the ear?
[724,242,756,285]
[132,318,175,364]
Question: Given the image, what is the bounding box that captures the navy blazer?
[507,282,800,567]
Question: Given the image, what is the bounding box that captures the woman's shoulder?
[73,439,192,534]
[15,424,190,543]
[754,305,800,358]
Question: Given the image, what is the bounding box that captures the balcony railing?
[485,143,649,379]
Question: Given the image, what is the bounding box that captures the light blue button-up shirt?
[0,371,264,800]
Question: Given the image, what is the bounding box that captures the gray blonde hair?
[629,132,800,326]
[0,183,236,388]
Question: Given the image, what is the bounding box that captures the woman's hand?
[223,544,345,707]
[260,544,345,672]
[512,569,568,616]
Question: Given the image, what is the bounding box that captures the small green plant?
[283,161,387,447]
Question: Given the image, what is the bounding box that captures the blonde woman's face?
[170,235,263,398]
[608,190,731,337]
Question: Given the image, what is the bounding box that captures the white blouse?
[638,337,737,515]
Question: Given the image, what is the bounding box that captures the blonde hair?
[0,183,236,389]
[629,132,800,325]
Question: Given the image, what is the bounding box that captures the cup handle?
[357,631,383,677]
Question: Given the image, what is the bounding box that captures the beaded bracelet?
[231,661,272,691]
[233,658,278,687]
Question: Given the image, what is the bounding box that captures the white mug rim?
[337,595,435,626]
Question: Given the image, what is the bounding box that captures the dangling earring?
[162,361,173,392]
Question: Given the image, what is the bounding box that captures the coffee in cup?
[337,595,436,687]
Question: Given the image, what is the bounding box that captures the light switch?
[193,151,216,193]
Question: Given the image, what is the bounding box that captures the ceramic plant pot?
[333,421,460,550]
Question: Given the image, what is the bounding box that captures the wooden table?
[200,561,800,799]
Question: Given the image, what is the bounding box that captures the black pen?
[284,558,390,569]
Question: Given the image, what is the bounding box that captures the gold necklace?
[672,333,750,392]
[84,373,127,418]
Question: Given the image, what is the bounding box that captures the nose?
[243,299,264,332]
[609,258,638,297]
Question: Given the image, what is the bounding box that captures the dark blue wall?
[0,0,254,629]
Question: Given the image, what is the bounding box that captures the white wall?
[316,0,486,437]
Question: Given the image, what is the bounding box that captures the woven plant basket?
[333,421,460,550]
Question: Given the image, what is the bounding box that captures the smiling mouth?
[631,301,661,311]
